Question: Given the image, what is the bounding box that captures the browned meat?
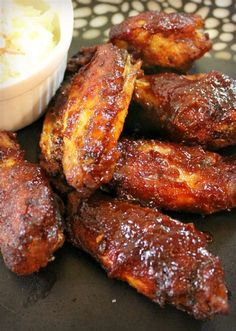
[133,71,236,149]
[39,46,98,195]
[39,47,98,189]
[66,46,97,76]
[109,11,211,70]
[39,74,72,195]
[0,132,64,275]
[40,43,141,197]
[112,139,236,214]
[66,192,229,319]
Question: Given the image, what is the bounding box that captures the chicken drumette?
[0,132,64,275]
[40,43,141,197]
[109,11,211,70]
[133,71,236,149]
[66,191,228,319]
[111,139,236,214]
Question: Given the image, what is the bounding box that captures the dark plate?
[1,2,236,330]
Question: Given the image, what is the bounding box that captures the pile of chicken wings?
[1,12,236,320]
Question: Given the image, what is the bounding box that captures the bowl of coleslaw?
[0,0,74,131]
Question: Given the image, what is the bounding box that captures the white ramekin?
[0,0,74,131]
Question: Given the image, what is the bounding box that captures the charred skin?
[0,132,64,275]
[109,11,211,70]
[61,44,140,196]
[40,44,141,197]
[40,77,70,178]
[112,139,236,214]
[40,75,72,195]
[40,46,98,193]
[66,192,228,319]
[66,46,98,76]
[133,71,236,149]
[40,46,98,181]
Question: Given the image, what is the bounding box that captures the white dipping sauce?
[0,0,60,85]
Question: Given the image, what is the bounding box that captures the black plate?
[1,3,236,330]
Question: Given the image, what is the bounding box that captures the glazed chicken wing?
[66,45,97,76]
[0,132,64,275]
[109,11,211,70]
[39,72,72,195]
[133,71,236,149]
[40,43,141,197]
[66,192,228,319]
[40,46,98,184]
[39,46,98,183]
[112,139,236,214]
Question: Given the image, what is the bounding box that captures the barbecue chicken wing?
[39,73,72,195]
[112,139,236,214]
[0,132,64,275]
[66,192,228,319]
[133,71,236,149]
[109,11,211,70]
[40,43,141,197]
[66,46,97,76]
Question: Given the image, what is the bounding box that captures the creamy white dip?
[0,0,60,85]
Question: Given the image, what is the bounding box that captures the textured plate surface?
[1,1,236,330]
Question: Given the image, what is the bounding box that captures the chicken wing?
[109,11,211,70]
[66,192,228,319]
[40,43,141,197]
[39,73,72,195]
[133,71,236,149]
[66,45,97,76]
[112,139,236,214]
[0,132,64,275]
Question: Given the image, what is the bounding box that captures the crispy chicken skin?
[133,71,236,149]
[66,192,228,319]
[39,74,72,195]
[0,132,64,275]
[40,47,98,184]
[66,46,97,76]
[112,139,236,214]
[39,46,98,186]
[40,43,141,197]
[109,11,211,70]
